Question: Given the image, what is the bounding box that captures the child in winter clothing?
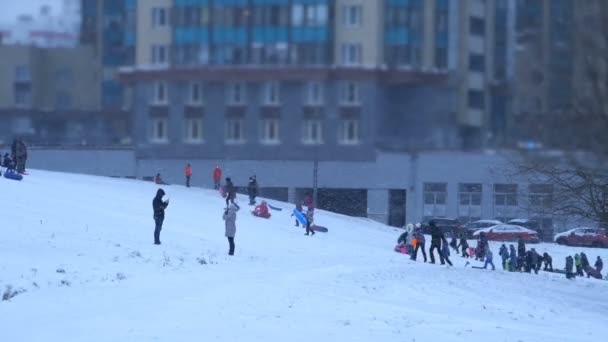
[499,244,509,270]
[484,248,496,271]
[441,239,453,266]
[575,254,583,276]
[449,233,459,253]
[305,208,315,236]
[543,252,553,272]
[292,201,304,227]
[458,235,469,258]
[411,226,427,262]
[509,245,518,272]
[566,256,575,279]
[596,256,603,274]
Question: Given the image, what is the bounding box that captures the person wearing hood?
[428,221,447,265]
[405,224,415,254]
[224,177,239,209]
[581,252,590,272]
[499,244,509,270]
[595,256,603,274]
[152,189,169,245]
[509,245,518,272]
[223,204,240,255]
[575,253,583,276]
[411,224,427,262]
[543,252,553,272]
[247,176,259,205]
[566,256,575,279]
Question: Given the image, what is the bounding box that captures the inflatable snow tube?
[4,172,23,181]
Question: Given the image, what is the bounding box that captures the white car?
[472,224,540,243]
[464,220,503,238]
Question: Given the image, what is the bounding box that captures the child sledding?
[252,201,271,219]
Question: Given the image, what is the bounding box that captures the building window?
[470,17,486,36]
[227,82,246,105]
[305,81,324,105]
[15,65,31,82]
[151,45,167,65]
[528,184,553,209]
[302,119,323,145]
[184,118,204,143]
[342,5,362,27]
[226,118,245,144]
[260,119,280,145]
[150,117,169,143]
[468,90,485,109]
[152,8,168,28]
[469,54,485,72]
[458,183,482,223]
[152,82,167,104]
[423,183,448,219]
[292,3,328,27]
[14,86,32,107]
[338,119,360,145]
[494,184,518,222]
[189,82,203,105]
[340,43,362,66]
[340,82,360,105]
[263,82,280,105]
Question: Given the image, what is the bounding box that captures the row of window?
[150,81,361,106]
[422,182,553,223]
[150,117,360,146]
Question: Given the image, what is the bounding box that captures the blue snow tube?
[293,209,308,226]
[4,172,23,181]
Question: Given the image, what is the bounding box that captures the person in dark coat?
[509,245,518,272]
[224,177,239,209]
[565,256,575,279]
[247,176,259,205]
[428,221,447,264]
[304,207,315,236]
[397,230,409,245]
[581,252,590,276]
[3,153,14,173]
[595,256,603,274]
[441,239,453,266]
[458,233,469,258]
[530,248,540,274]
[499,244,509,270]
[543,252,553,272]
[223,203,239,255]
[449,233,459,253]
[15,139,27,174]
[152,189,169,245]
[517,238,526,271]
[411,224,427,262]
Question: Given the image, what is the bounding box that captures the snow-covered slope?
[1,170,607,342]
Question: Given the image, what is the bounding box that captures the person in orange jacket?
[213,166,222,190]
[185,164,192,188]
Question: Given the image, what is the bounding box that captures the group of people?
[1,138,28,175]
[397,221,606,280]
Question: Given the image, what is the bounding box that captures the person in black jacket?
[224,177,239,209]
[428,221,447,264]
[152,189,169,245]
[565,255,574,279]
[458,233,470,258]
[543,252,553,272]
[517,238,526,271]
[247,176,259,205]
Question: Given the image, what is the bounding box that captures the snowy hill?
[1,170,607,342]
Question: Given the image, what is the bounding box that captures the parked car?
[464,220,503,238]
[507,219,540,231]
[472,224,540,243]
[421,218,462,236]
[554,228,608,248]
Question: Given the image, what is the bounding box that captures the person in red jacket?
[185,164,192,188]
[213,166,222,190]
[253,200,271,218]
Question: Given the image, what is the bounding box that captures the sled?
[4,172,23,181]
[268,204,283,211]
[394,244,409,254]
[251,210,271,219]
[293,209,307,226]
[311,225,328,233]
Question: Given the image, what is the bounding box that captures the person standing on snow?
[449,232,459,254]
[581,252,590,275]
[441,239,453,266]
[517,238,526,271]
[566,256,575,279]
[530,248,540,274]
[185,164,192,188]
[304,207,316,236]
[213,166,222,190]
[575,253,583,276]
[405,224,415,254]
[595,256,603,274]
[223,204,239,255]
[543,252,553,272]
[484,248,496,271]
[247,176,259,205]
[152,189,169,245]
[499,244,509,270]
[428,221,447,264]
[292,201,304,227]
[224,177,239,209]
[457,232,470,258]
[411,224,427,262]
[509,245,518,272]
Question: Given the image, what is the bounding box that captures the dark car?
[464,220,503,238]
[421,218,462,236]
[554,228,608,248]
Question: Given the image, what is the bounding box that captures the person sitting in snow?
[253,200,271,219]
[154,173,168,185]
[3,153,15,173]
[543,252,553,272]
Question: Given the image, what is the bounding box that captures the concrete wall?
[27,148,136,177]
